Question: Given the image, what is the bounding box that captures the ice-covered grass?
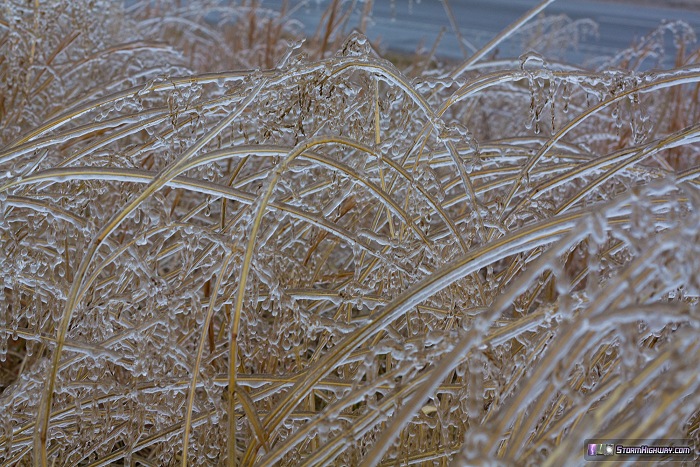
[1,0,699,465]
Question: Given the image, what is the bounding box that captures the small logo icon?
[587,444,597,456]
[588,443,615,456]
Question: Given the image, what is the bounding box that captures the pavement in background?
[266,0,700,68]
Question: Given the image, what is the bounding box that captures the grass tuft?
[1,0,699,465]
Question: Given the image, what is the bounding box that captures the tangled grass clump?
[1,0,700,465]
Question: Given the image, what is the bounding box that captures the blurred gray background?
[262,0,700,67]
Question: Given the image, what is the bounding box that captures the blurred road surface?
[265,0,700,67]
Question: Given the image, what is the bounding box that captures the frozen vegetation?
[0,0,699,465]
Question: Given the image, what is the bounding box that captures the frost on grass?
[1,0,700,465]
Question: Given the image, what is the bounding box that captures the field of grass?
[1,0,699,465]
